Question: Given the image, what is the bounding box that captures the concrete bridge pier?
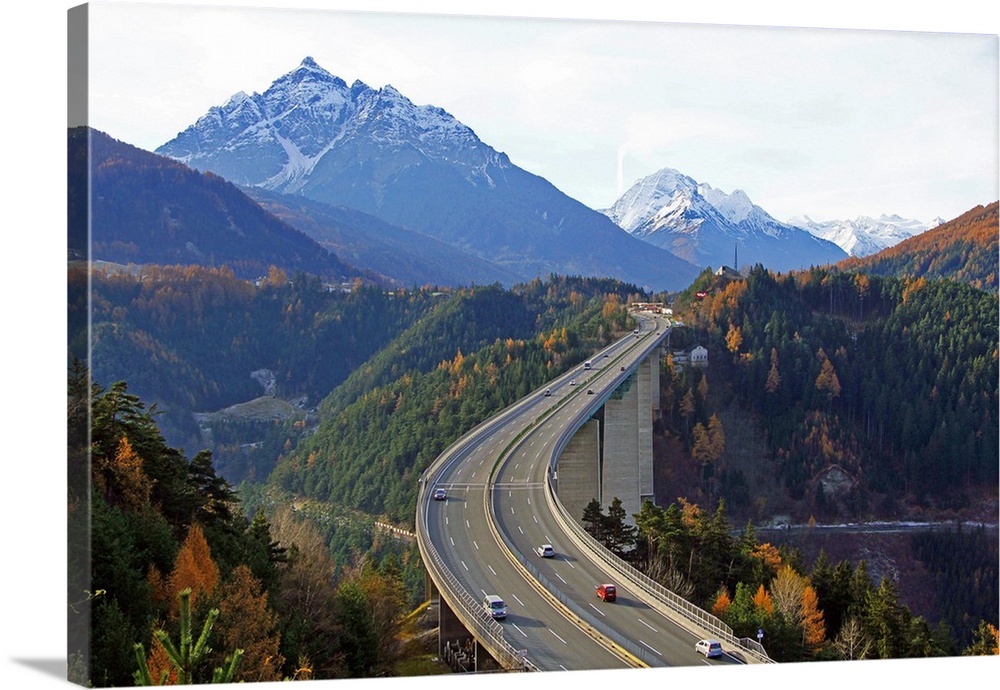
[425,573,500,672]
[557,348,661,527]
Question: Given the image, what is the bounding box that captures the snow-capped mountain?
[602,168,847,272]
[788,214,944,257]
[157,57,699,291]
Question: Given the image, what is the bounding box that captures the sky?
[1,3,998,690]
[80,0,999,225]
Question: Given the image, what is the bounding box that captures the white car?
[535,544,555,558]
[695,639,723,658]
[433,488,447,501]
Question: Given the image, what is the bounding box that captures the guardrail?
[416,387,550,671]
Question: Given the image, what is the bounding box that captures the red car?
[596,583,617,602]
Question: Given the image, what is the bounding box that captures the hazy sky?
[84,1,998,224]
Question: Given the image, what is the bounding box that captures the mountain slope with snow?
[789,214,943,257]
[158,58,699,291]
[602,168,847,272]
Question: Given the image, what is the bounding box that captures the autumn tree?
[800,585,827,657]
[707,414,725,463]
[725,323,743,355]
[679,389,696,436]
[814,348,841,409]
[168,524,219,617]
[93,435,153,512]
[212,565,284,683]
[963,620,999,656]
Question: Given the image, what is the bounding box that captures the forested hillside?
[838,201,998,292]
[672,265,997,518]
[70,127,356,281]
[74,265,445,479]
[269,276,641,524]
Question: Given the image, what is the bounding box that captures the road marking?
[639,640,663,656]
[473,540,479,550]
[466,520,470,529]
[589,603,605,617]
[566,561,575,569]
[639,640,662,656]
[555,573,567,584]
[461,560,469,571]
[550,630,568,645]
[488,565,497,576]
[512,624,527,638]
[638,619,658,632]
[527,497,532,505]
[512,594,525,606]
[532,515,538,523]
[511,506,515,514]
[445,516,449,525]
[449,537,455,546]
[517,525,524,534]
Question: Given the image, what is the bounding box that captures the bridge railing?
[416,399,545,672]
[543,441,771,664]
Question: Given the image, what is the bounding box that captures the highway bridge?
[415,313,771,673]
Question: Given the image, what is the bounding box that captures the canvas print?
[66,1,998,687]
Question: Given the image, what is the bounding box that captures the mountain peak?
[603,166,846,271]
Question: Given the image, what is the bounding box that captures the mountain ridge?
[157,57,701,291]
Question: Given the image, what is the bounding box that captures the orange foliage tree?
[168,524,219,617]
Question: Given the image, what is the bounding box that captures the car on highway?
[569,380,576,386]
[483,594,507,619]
[433,488,447,501]
[544,389,552,397]
[695,639,723,658]
[535,544,555,558]
[596,583,617,602]
[587,389,594,395]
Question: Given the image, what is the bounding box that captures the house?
[690,345,708,367]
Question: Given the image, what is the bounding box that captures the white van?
[483,594,507,619]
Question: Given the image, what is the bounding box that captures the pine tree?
[133,588,242,685]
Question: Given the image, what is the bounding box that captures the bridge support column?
[602,372,641,525]
[638,355,655,507]
[554,418,600,527]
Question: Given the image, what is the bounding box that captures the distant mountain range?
[600,167,848,273]
[790,213,944,258]
[156,57,700,291]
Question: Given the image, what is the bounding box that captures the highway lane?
[422,314,740,670]
[422,354,633,671]
[490,319,737,668]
